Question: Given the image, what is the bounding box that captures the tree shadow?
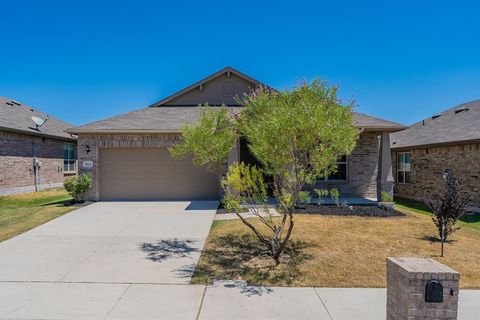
[139,239,199,263]
[460,213,480,224]
[193,234,312,286]
[419,235,456,244]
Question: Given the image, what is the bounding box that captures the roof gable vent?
[454,107,469,114]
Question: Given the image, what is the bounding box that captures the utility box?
[386,257,460,320]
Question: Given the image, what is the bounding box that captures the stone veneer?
[392,143,480,207]
[0,130,76,195]
[386,257,460,320]
[312,131,381,199]
[79,131,386,201]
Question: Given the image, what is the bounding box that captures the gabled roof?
[149,66,266,107]
[68,66,405,134]
[0,96,76,141]
[391,99,480,150]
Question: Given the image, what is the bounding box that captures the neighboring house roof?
[0,96,76,141]
[391,99,480,150]
[68,67,406,134]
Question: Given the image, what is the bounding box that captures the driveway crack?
[314,288,334,320]
[104,283,133,319]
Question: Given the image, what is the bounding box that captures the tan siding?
[165,73,256,106]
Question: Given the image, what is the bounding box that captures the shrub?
[381,191,394,202]
[314,188,340,206]
[330,188,340,207]
[64,173,92,202]
[296,191,311,208]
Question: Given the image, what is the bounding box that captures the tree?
[224,81,358,263]
[425,177,470,256]
[170,80,359,264]
[169,105,237,176]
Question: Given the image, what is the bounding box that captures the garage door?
[99,148,219,200]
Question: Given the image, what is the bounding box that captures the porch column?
[377,131,394,201]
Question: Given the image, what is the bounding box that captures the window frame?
[324,155,348,181]
[63,143,76,173]
[397,152,411,184]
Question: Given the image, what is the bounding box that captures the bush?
[381,191,394,202]
[64,173,92,202]
[314,188,340,206]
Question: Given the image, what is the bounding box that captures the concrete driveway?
[0,201,217,319]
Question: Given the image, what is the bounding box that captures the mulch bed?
[293,204,405,217]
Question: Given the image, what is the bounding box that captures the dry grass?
[192,210,480,288]
[0,188,75,242]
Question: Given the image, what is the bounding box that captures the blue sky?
[1,0,479,126]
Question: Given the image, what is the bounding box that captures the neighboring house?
[0,97,77,195]
[67,67,405,201]
[391,100,480,207]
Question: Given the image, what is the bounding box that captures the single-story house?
[67,67,405,202]
[0,97,77,195]
[391,99,480,207]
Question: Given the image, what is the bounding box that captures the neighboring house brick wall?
[0,130,76,195]
[392,143,480,206]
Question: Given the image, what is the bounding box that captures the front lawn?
[0,189,76,242]
[395,198,480,231]
[192,207,480,288]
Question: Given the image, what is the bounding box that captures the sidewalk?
[1,282,478,319]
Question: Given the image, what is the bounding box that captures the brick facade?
[312,131,380,199]
[0,130,76,195]
[79,131,384,201]
[392,143,480,207]
[386,257,460,320]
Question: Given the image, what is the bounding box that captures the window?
[64,144,76,172]
[397,152,411,183]
[325,155,348,181]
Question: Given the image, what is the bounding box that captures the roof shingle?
[67,106,405,133]
[0,96,75,141]
[391,100,480,150]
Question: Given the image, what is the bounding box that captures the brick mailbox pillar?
[386,257,460,320]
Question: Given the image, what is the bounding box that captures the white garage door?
[99,148,219,200]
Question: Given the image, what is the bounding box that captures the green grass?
[0,189,76,242]
[395,198,480,231]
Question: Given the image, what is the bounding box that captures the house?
[67,67,405,201]
[0,97,77,195]
[391,100,480,207]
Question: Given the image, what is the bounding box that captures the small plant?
[64,173,92,203]
[424,177,470,256]
[330,188,340,207]
[314,188,340,206]
[381,191,394,202]
[314,189,329,205]
[296,191,311,208]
